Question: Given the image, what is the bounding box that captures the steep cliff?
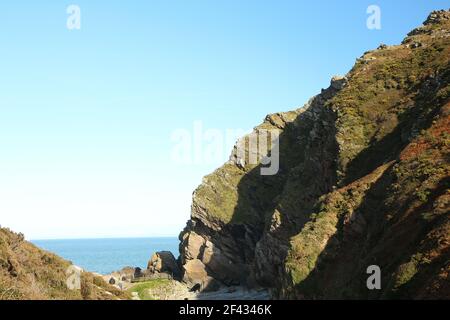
[179,10,450,299]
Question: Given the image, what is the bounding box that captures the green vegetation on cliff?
[283,11,450,299]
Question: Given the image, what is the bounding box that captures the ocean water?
[32,237,179,275]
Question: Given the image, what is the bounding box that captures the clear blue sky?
[0,1,448,239]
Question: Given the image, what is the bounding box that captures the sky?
[0,1,448,240]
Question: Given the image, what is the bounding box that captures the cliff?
[179,10,450,299]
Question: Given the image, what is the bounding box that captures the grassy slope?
[127,279,173,300]
[0,228,130,300]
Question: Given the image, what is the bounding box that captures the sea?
[32,237,179,275]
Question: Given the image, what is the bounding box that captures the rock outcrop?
[179,10,450,299]
[147,251,181,279]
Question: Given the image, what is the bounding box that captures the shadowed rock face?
[179,10,450,299]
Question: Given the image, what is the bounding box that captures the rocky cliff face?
[179,10,450,299]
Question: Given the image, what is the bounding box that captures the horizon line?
[30,235,179,241]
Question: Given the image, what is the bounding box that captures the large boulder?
[201,240,243,286]
[182,259,223,291]
[147,251,181,279]
[182,259,208,287]
[330,75,347,90]
[180,232,205,262]
[134,267,143,279]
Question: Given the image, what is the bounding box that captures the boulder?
[182,259,223,292]
[181,232,205,262]
[200,240,244,286]
[424,9,450,25]
[330,75,347,90]
[147,251,181,278]
[134,267,143,279]
[182,259,208,288]
[201,276,222,292]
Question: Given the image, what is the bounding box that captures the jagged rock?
[147,251,181,278]
[424,9,450,25]
[330,76,347,90]
[407,10,450,37]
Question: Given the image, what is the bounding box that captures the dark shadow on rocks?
[181,82,343,293]
[213,83,343,291]
[286,77,450,298]
[292,169,449,299]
